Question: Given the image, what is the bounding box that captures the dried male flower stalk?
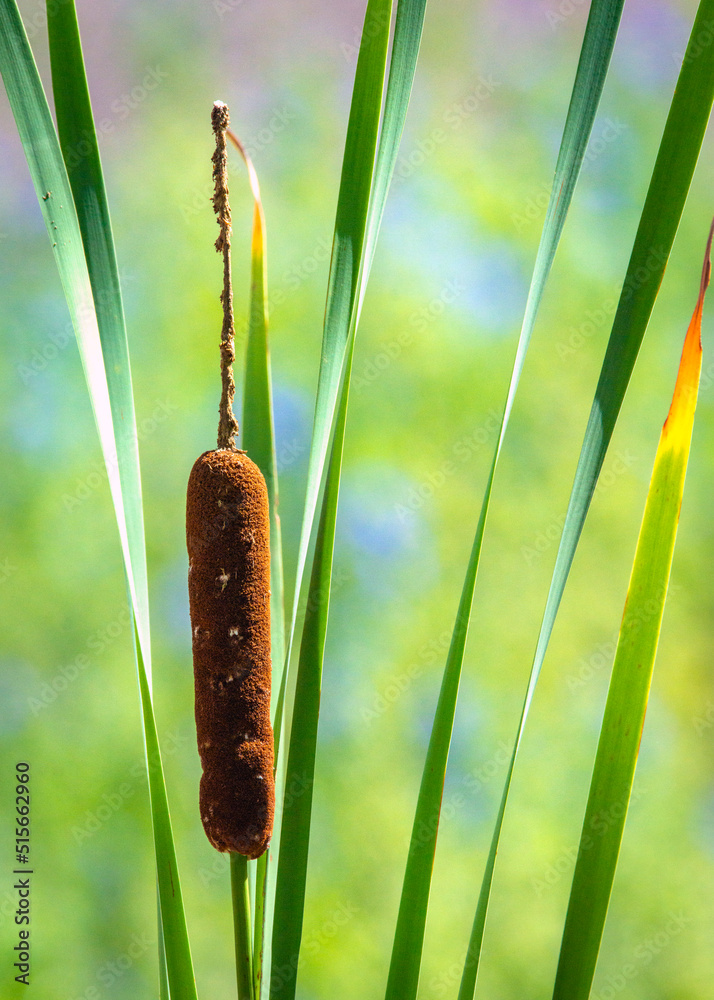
[186,101,274,859]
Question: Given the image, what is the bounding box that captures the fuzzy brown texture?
[186,448,274,858]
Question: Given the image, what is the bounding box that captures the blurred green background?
[1,0,713,997]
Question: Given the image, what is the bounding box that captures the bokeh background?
[1,0,713,996]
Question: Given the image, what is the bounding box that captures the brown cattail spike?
[211,101,240,450]
[187,449,274,858]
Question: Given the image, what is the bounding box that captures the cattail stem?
[231,853,255,1000]
[212,100,240,450]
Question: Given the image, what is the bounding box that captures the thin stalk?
[231,853,255,1000]
[212,100,240,450]
[253,852,268,998]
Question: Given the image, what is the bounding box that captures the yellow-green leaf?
[552,219,713,1000]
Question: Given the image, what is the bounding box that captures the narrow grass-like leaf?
[457,5,714,993]
[384,1,626,995]
[135,625,198,998]
[495,0,625,438]
[227,129,286,725]
[360,0,427,297]
[385,501,486,1000]
[47,9,196,995]
[275,0,428,806]
[283,0,392,672]
[523,0,714,713]
[0,3,197,995]
[0,2,121,586]
[158,903,169,1000]
[267,0,392,991]
[226,129,285,1000]
[47,0,149,657]
[268,2,428,994]
[269,346,353,1000]
[552,220,712,1000]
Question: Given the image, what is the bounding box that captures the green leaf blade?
[0,4,198,995]
[266,4,430,997]
[380,0,628,994]
[265,2,395,992]
[47,0,150,649]
[384,502,485,1000]
[283,0,393,675]
[224,128,285,1000]
[457,4,714,994]
[532,0,714,700]
[269,348,352,1000]
[552,224,711,998]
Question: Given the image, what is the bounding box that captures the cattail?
[186,102,274,859]
[187,448,274,858]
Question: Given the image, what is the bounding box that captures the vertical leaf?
[267,2,428,996]
[225,128,284,1000]
[458,3,714,993]
[0,2,198,994]
[552,221,712,1000]
[382,0,627,995]
[269,346,353,1000]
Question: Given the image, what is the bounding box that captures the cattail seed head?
[187,448,274,858]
